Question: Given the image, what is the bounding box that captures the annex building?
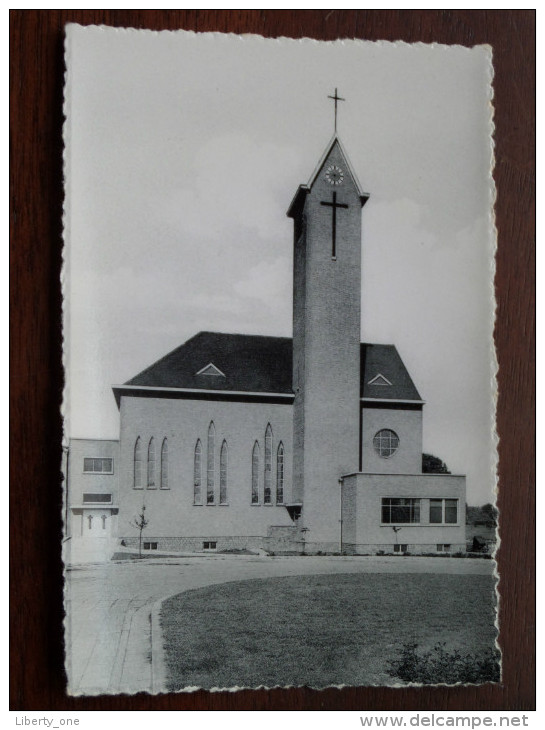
[65,132,466,564]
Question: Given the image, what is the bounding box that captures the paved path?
[64,554,494,695]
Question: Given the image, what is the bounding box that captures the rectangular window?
[203,541,217,551]
[83,458,113,474]
[430,499,458,524]
[393,544,408,553]
[83,493,112,503]
[429,499,443,523]
[382,498,420,524]
[437,544,452,552]
[445,500,458,524]
[143,542,158,550]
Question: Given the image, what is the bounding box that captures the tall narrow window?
[160,438,169,489]
[147,437,156,488]
[207,422,215,504]
[101,515,106,530]
[193,440,202,505]
[87,515,93,530]
[264,424,272,504]
[276,442,284,504]
[251,441,260,504]
[134,437,143,489]
[220,440,228,504]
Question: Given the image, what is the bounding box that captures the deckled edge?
[61,23,72,694]
[483,43,502,682]
[64,22,495,53]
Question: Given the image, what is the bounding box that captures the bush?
[386,642,500,684]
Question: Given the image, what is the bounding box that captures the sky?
[64,27,497,505]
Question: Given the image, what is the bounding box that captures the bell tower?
[287,103,369,550]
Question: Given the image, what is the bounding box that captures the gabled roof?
[308,135,367,197]
[360,344,422,401]
[122,332,293,394]
[115,332,422,404]
[287,135,370,217]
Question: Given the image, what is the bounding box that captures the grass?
[160,572,498,690]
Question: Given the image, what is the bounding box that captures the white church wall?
[361,406,423,474]
[341,472,466,554]
[117,395,294,548]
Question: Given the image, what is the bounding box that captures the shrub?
[386,642,500,684]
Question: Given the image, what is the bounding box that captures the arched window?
[207,422,215,504]
[160,438,169,489]
[276,442,284,504]
[220,440,228,504]
[251,441,260,504]
[134,437,143,489]
[193,440,202,505]
[147,437,156,488]
[264,424,273,504]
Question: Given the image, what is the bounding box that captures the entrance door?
[70,509,114,563]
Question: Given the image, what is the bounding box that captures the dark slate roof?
[121,331,422,401]
[360,343,422,401]
[124,332,294,394]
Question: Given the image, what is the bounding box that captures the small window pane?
[194,440,202,504]
[134,438,143,489]
[251,442,259,504]
[147,438,156,488]
[160,439,168,489]
[445,500,458,524]
[83,493,112,503]
[276,443,284,504]
[220,441,228,504]
[264,424,272,504]
[207,423,215,504]
[429,499,443,524]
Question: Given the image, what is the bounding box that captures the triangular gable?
[307,135,368,202]
[196,362,226,377]
[368,373,392,386]
[287,135,370,217]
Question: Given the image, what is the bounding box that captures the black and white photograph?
[62,26,499,695]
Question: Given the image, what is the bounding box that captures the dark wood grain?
[10,9,535,711]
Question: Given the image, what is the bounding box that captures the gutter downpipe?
[339,477,344,554]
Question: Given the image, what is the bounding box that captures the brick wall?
[291,140,363,546]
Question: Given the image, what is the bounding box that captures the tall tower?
[287,131,369,550]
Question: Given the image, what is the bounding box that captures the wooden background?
[10,10,535,711]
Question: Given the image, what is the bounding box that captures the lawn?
[160,572,498,690]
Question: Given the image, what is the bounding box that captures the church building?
[65,128,466,562]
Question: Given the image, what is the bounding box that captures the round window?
[373,429,399,458]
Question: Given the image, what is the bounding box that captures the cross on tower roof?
[328,88,345,133]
